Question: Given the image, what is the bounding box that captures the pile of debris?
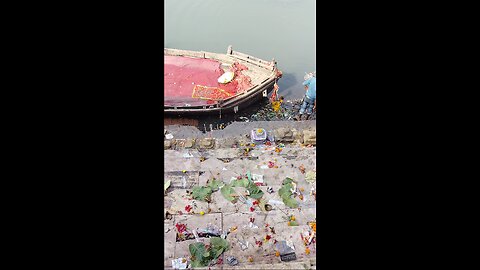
[237,98,316,122]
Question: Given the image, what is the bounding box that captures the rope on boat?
[270,66,282,103]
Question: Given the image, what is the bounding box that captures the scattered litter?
[268,161,275,168]
[260,165,269,169]
[182,176,187,188]
[248,221,259,229]
[252,174,264,185]
[301,230,316,246]
[175,223,187,233]
[275,241,297,262]
[299,164,306,174]
[164,180,171,195]
[226,256,238,266]
[188,237,229,267]
[308,221,316,232]
[182,152,193,158]
[171,258,188,269]
[197,223,222,236]
[268,199,285,205]
[267,186,274,193]
[278,178,300,208]
[248,256,254,262]
[251,128,267,144]
[305,170,316,183]
[222,167,228,171]
[288,220,299,226]
[286,241,295,251]
[165,228,171,233]
[192,229,200,242]
[238,239,249,250]
[165,134,174,140]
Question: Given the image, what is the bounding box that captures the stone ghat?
[164,120,316,150]
[164,120,317,269]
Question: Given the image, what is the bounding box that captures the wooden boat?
[164,46,282,115]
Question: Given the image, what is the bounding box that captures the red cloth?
[164,56,252,106]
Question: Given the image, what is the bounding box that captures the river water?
[164,0,316,100]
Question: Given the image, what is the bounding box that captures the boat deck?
[164,56,237,107]
[164,51,274,108]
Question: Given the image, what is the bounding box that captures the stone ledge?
[164,123,316,150]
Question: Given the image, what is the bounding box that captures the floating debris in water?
[176,98,317,132]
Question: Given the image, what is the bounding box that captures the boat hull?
[164,46,280,115]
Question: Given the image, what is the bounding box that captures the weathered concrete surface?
[164,120,317,151]
[164,128,317,269]
[164,120,316,140]
[303,129,316,146]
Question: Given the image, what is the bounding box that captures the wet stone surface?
[165,98,316,133]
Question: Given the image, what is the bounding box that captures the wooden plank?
[231,51,273,65]
[164,48,204,58]
[230,54,274,70]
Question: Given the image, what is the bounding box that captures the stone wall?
[164,121,317,150]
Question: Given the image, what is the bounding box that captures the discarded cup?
[226,256,238,266]
[171,258,188,269]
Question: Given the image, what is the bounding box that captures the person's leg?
[299,98,308,115]
[306,99,314,115]
[302,98,314,120]
[305,98,315,115]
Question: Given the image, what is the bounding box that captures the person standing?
[295,74,316,121]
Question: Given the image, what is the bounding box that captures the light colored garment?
[302,77,316,99]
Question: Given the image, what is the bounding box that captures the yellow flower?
[272,101,281,112]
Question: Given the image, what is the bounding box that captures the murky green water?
[164,0,316,100]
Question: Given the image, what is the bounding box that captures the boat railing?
[165,47,276,71]
[227,46,276,71]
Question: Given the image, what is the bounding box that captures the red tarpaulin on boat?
[164,55,252,107]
